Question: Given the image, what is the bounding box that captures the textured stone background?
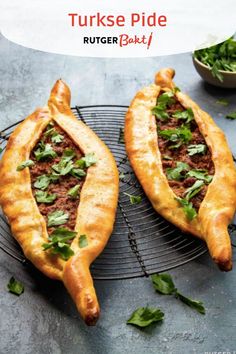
[0,34,236,354]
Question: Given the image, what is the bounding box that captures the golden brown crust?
[0,80,119,324]
[125,68,236,271]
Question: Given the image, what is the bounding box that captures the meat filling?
[153,91,215,213]
[30,122,86,233]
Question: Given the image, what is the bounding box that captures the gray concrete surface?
[0,34,236,354]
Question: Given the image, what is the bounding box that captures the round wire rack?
[1,105,235,280]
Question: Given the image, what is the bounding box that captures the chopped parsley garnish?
[7,277,24,296]
[158,125,192,148]
[184,180,204,201]
[51,132,64,143]
[176,197,197,220]
[152,91,176,121]
[47,210,69,227]
[16,159,35,171]
[76,153,97,169]
[186,169,213,184]
[0,147,3,153]
[67,184,80,199]
[187,144,206,156]
[35,191,57,203]
[52,159,74,176]
[226,112,236,120]
[151,273,205,314]
[172,108,194,124]
[34,174,59,190]
[127,306,164,328]
[42,227,76,260]
[194,37,236,82]
[118,128,125,144]
[34,142,57,161]
[152,105,169,121]
[124,192,142,205]
[79,234,88,248]
[166,162,189,181]
[70,168,87,179]
[216,98,229,106]
[62,148,76,161]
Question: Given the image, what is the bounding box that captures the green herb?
[51,132,64,143]
[62,148,76,161]
[42,227,76,260]
[172,108,194,124]
[226,112,236,120]
[124,192,142,205]
[151,274,176,295]
[35,191,57,203]
[67,184,80,199]
[216,98,229,106]
[127,306,164,328]
[159,125,192,148]
[157,91,175,107]
[166,161,189,181]
[186,169,213,184]
[47,210,69,227]
[187,144,206,156]
[176,197,197,220]
[0,147,3,153]
[119,128,124,144]
[34,142,57,161]
[76,153,97,169]
[44,127,55,137]
[151,273,205,314]
[184,180,204,201]
[194,37,236,82]
[79,234,88,248]
[7,277,24,296]
[52,159,74,176]
[173,86,180,93]
[152,105,169,121]
[16,159,35,171]
[70,168,87,179]
[34,174,59,190]
[175,292,205,314]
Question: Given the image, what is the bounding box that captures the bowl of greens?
[193,37,236,88]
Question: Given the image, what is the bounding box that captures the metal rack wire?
[1,105,234,280]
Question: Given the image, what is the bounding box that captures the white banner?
[0,0,235,57]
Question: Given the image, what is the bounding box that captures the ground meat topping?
[152,90,215,218]
[30,122,86,233]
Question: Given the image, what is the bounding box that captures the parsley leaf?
[79,234,88,248]
[16,159,35,171]
[47,210,69,227]
[157,91,175,107]
[42,227,76,260]
[34,142,57,161]
[118,128,124,144]
[187,144,206,156]
[52,159,74,176]
[34,174,59,190]
[7,277,24,296]
[166,161,189,181]
[159,125,192,148]
[151,273,206,314]
[216,98,229,106]
[35,191,57,203]
[51,132,64,143]
[127,307,164,328]
[76,153,97,168]
[186,169,213,184]
[226,112,236,120]
[175,292,205,314]
[67,184,80,199]
[70,168,87,179]
[172,108,194,124]
[152,105,169,121]
[62,148,76,161]
[151,274,176,295]
[184,180,204,201]
[124,192,142,205]
[0,147,3,153]
[176,197,197,220]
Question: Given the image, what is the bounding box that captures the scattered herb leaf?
[70,168,87,179]
[159,125,192,149]
[151,274,176,295]
[226,112,236,120]
[67,184,80,199]
[166,162,189,181]
[127,306,164,328]
[186,170,213,184]
[47,210,69,227]
[124,192,142,205]
[51,132,64,143]
[157,91,175,107]
[7,277,24,296]
[35,190,57,203]
[52,159,74,176]
[175,292,205,314]
[172,108,194,124]
[176,197,197,220]
[216,98,229,106]
[34,142,57,161]
[187,144,206,156]
[79,234,88,248]
[76,153,97,169]
[17,159,35,171]
[42,227,76,260]
[184,180,204,201]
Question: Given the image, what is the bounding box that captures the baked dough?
[125,68,236,271]
[0,80,119,325]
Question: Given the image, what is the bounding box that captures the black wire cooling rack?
[1,105,235,280]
